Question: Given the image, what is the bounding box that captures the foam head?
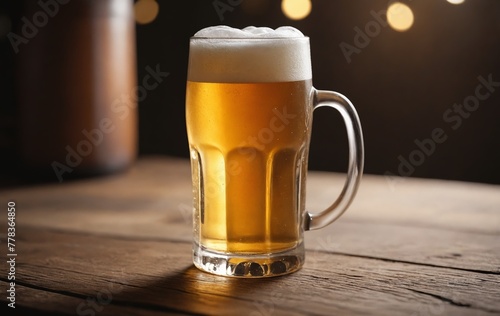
[188,26,312,83]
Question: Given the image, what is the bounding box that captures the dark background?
[1,0,500,184]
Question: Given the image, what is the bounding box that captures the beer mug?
[186,26,364,277]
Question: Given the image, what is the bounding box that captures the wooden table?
[1,157,499,315]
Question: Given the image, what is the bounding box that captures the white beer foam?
[188,26,312,83]
[194,25,305,38]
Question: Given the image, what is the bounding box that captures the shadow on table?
[114,265,291,315]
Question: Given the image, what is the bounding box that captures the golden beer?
[186,26,363,278]
[186,80,312,253]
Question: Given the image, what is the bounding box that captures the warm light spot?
[134,0,159,25]
[387,2,414,32]
[447,0,465,4]
[281,0,312,21]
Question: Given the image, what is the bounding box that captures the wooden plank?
[0,157,499,273]
[7,208,500,273]
[2,156,499,233]
[0,227,499,315]
[0,283,180,316]
[313,172,500,234]
[306,222,500,273]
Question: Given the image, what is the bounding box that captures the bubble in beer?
[270,261,287,274]
[234,262,247,276]
[249,262,264,276]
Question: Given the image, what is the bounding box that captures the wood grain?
[1,227,499,316]
[0,156,499,315]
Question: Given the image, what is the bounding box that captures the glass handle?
[305,89,365,231]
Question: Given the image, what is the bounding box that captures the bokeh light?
[134,0,159,25]
[281,0,312,21]
[387,2,414,32]
[447,0,465,4]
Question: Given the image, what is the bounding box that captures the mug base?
[193,242,305,278]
